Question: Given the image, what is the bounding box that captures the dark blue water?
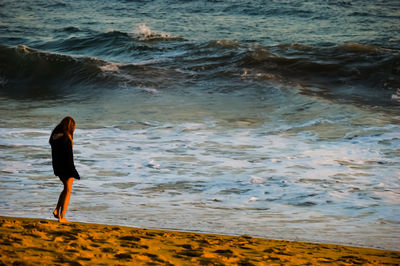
[1,0,399,250]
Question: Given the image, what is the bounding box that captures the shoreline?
[1,216,399,265]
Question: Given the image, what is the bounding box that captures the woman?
[49,116,80,223]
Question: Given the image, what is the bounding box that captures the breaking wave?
[1,34,399,105]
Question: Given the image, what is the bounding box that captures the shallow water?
[1,0,400,250]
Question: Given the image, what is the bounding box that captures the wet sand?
[0,216,399,265]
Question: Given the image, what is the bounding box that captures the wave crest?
[130,23,182,42]
[1,39,399,105]
[336,42,386,54]
[0,44,116,97]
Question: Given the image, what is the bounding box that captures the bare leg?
[54,181,65,219]
[53,187,66,219]
[58,177,74,223]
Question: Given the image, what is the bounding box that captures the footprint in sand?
[214,249,235,258]
[115,253,132,260]
[119,235,141,242]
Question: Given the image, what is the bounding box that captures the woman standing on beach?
[49,116,80,223]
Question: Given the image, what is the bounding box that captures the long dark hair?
[49,116,76,145]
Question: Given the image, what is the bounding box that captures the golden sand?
[0,216,399,265]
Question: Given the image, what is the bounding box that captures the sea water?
[0,0,399,250]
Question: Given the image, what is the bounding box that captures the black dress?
[50,134,80,181]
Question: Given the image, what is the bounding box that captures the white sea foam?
[99,63,120,72]
[131,23,175,41]
[249,197,258,202]
[147,160,160,169]
[391,89,400,103]
[249,176,264,184]
[0,161,31,174]
[140,87,158,94]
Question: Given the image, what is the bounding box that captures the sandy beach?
[0,216,399,265]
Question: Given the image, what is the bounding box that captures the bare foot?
[53,210,59,219]
[58,218,71,223]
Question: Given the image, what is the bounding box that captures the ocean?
[0,0,399,250]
